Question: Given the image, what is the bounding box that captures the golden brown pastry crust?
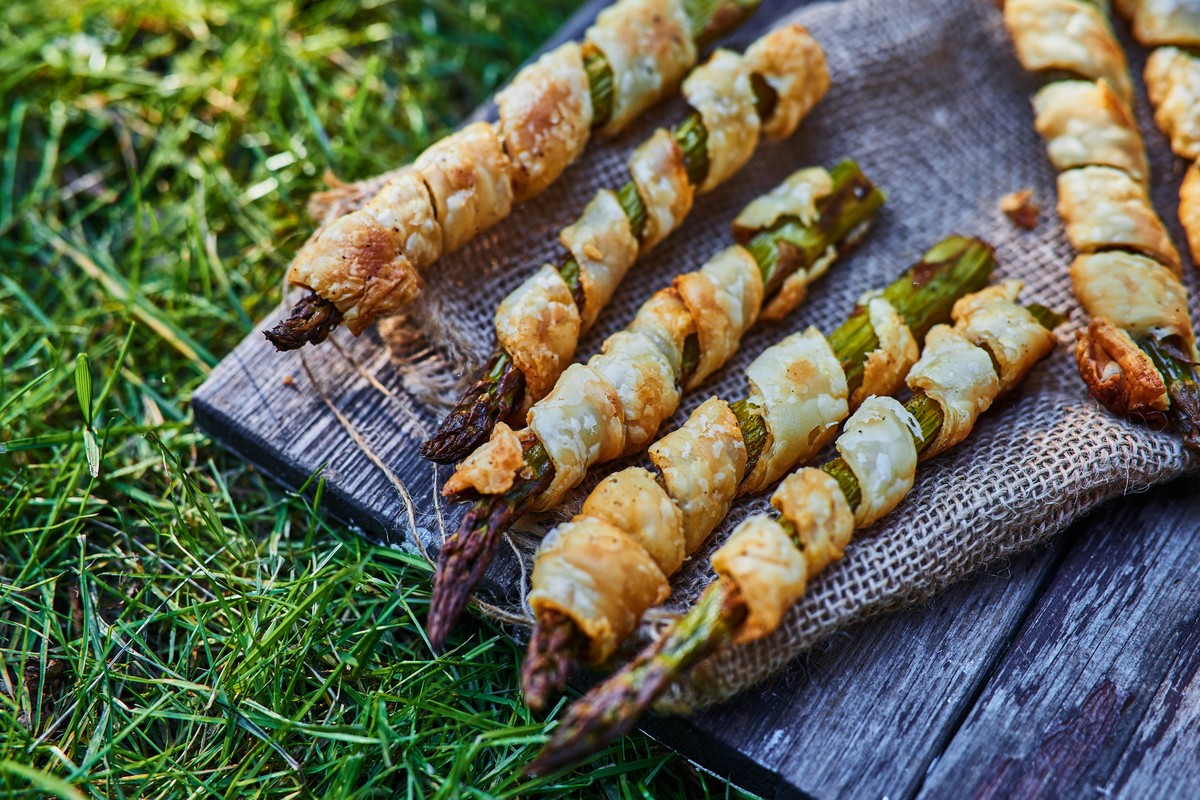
[835,396,920,527]
[743,24,830,141]
[494,264,583,406]
[853,297,920,408]
[558,189,640,330]
[442,422,526,496]
[1070,253,1195,350]
[741,328,850,494]
[497,42,594,203]
[649,397,748,553]
[289,218,421,336]
[907,325,999,459]
[1056,166,1182,271]
[1144,46,1200,162]
[287,169,437,334]
[683,49,761,193]
[711,516,808,643]
[414,122,514,254]
[529,516,669,663]
[1125,0,1200,46]
[527,363,626,510]
[1032,79,1149,186]
[731,167,833,240]
[584,0,697,136]
[627,288,696,376]
[580,467,685,576]
[590,331,680,456]
[1181,163,1200,263]
[1004,0,1133,104]
[771,469,854,578]
[1075,316,1170,419]
[674,246,765,390]
[951,280,1058,391]
[628,128,694,251]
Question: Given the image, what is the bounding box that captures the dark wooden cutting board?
[194,2,1200,795]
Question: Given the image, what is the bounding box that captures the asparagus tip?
[526,583,742,775]
[263,292,343,351]
[524,649,665,777]
[427,512,505,650]
[422,356,526,464]
[522,610,586,713]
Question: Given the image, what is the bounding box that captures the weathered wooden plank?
[637,534,1069,799]
[1108,595,1200,799]
[916,478,1200,800]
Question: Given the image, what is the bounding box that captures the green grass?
[0,1,759,796]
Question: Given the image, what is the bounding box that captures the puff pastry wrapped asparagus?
[1140,33,1200,261]
[520,238,1001,709]
[1004,0,1200,449]
[529,281,1063,775]
[1112,0,1200,262]
[263,0,760,349]
[426,161,887,647]
[423,23,831,463]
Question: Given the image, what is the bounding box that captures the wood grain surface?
[193,1,1200,795]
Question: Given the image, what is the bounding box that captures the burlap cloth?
[308,0,1200,711]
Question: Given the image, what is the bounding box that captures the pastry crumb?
[1000,189,1039,229]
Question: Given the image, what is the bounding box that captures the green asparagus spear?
[519,237,999,709]
[426,162,889,650]
[265,0,761,352]
[1140,334,1200,451]
[527,302,1065,775]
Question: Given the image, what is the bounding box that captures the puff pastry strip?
[1003,0,1133,104]
[1032,79,1149,186]
[1117,0,1200,46]
[1057,166,1181,271]
[1144,47,1200,162]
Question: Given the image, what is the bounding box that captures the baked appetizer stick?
[422,24,830,463]
[1113,0,1200,259]
[1141,35,1200,260]
[1116,0,1200,49]
[528,282,1063,774]
[426,161,888,648]
[1003,0,1200,450]
[520,238,1001,710]
[263,0,760,350]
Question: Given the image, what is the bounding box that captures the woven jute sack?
[308,0,1200,710]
